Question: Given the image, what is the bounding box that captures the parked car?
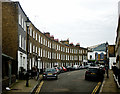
[57,67,63,73]
[73,65,79,70]
[62,66,67,72]
[54,67,60,74]
[84,64,91,69]
[79,65,85,69]
[65,66,73,71]
[99,65,105,74]
[85,67,104,80]
[43,68,58,80]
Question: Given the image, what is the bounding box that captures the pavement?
[100,69,120,93]
[2,75,43,94]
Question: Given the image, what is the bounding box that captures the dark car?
[54,67,60,74]
[99,65,105,74]
[66,66,73,71]
[57,67,63,73]
[43,68,58,80]
[85,67,104,80]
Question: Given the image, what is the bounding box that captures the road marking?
[91,82,101,94]
[99,78,105,93]
[35,81,44,94]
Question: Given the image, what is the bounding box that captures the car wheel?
[56,76,58,80]
[85,76,88,80]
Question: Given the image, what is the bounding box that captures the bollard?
[25,72,29,87]
[106,66,109,78]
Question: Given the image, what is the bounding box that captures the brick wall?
[2,2,18,60]
[108,45,115,57]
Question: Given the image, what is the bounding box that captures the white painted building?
[18,3,28,73]
[88,51,106,60]
[18,51,27,72]
[88,52,95,60]
[109,57,116,69]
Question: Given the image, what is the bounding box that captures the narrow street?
[38,69,102,93]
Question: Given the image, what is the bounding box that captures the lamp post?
[26,18,31,70]
[25,18,31,87]
[105,42,109,78]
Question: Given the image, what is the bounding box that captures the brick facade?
[2,2,18,60]
[116,4,120,69]
[2,1,88,81]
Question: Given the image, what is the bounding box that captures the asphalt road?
[40,69,101,93]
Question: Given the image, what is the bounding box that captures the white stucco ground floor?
[18,50,27,73]
[109,57,116,69]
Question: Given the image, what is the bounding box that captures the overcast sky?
[12,0,119,48]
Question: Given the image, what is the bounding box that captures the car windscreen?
[88,68,98,73]
[45,69,56,72]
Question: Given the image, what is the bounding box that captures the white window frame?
[36,46,37,53]
[33,31,35,39]
[44,38,45,45]
[36,33,37,41]
[33,45,35,52]
[30,42,32,53]
[68,48,69,53]
[61,47,62,52]
[19,35,22,48]
[39,48,40,56]
[19,14,21,25]
[39,35,40,43]
[22,17,24,28]
[41,37,43,44]
[30,27,32,36]
[68,55,69,60]
[59,54,60,59]
[22,37,24,49]
[41,48,42,57]
[24,22,26,32]
[46,40,47,46]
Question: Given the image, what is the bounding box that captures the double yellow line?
[35,81,44,94]
[91,82,101,94]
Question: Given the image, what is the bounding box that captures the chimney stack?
[70,42,74,46]
[76,43,80,47]
[54,39,59,42]
[50,35,54,40]
[44,32,50,38]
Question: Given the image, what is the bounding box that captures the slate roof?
[88,43,107,52]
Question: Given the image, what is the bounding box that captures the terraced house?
[28,22,88,71]
[2,1,88,89]
[2,1,28,89]
[116,2,120,70]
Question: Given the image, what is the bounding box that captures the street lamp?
[105,42,109,78]
[26,18,31,71]
[25,18,31,87]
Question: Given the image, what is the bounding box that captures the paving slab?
[100,70,120,93]
[2,75,43,94]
